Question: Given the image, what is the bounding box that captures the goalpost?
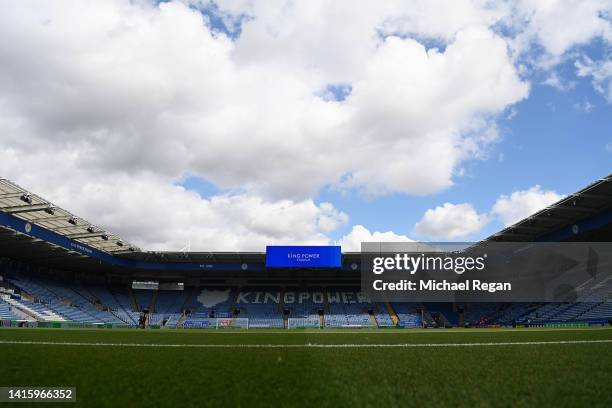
[287,318,321,329]
[215,317,249,329]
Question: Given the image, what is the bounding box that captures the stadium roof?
[484,173,612,242]
[0,178,138,255]
[0,174,610,275]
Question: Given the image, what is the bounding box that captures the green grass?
[1,327,611,407]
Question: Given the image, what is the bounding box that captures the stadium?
[2,1,612,406]
[1,175,611,406]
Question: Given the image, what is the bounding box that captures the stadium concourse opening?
[0,175,611,329]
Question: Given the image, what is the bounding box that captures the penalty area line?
[0,340,611,348]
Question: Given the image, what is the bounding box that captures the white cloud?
[411,185,566,240]
[0,0,607,250]
[543,71,576,91]
[225,0,510,83]
[573,100,595,112]
[413,203,489,240]
[492,185,564,226]
[576,56,612,102]
[0,151,347,251]
[0,1,529,200]
[508,0,612,63]
[336,225,413,252]
[505,1,612,97]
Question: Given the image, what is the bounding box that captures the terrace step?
[149,290,158,313]
[181,287,198,313]
[129,287,138,312]
[385,301,399,325]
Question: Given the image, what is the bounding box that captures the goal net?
[288,317,321,329]
[215,317,249,329]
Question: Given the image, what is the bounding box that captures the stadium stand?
[578,302,612,323]
[155,289,191,314]
[324,288,375,328]
[148,289,191,327]
[0,298,20,320]
[391,302,423,328]
[133,289,152,312]
[3,255,611,328]
[462,303,505,326]
[235,287,284,328]
[1,265,611,329]
[283,287,323,328]
[0,175,611,329]
[373,302,394,326]
[485,303,539,326]
[186,287,236,316]
[516,302,612,325]
[424,303,458,327]
[182,286,239,328]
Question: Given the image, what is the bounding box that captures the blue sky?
[180,67,612,242]
[178,1,612,244]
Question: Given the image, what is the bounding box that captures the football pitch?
[1,327,611,407]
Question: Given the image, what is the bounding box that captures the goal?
[215,317,249,329]
[288,317,321,329]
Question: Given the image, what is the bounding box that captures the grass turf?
[0,327,611,407]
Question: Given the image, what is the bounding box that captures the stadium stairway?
[0,298,21,320]
[323,288,330,313]
[177,311,188,327]
[369,313,378,326]
[574,302,606,320]
[183,287,198,312]
[1,295,65,322]
[0,295,33,321]
[129,288,138,312]
[279,287,285,313]
[524,302,610,324]
[487,303,540,325]
[578,302,612,322]
[425,303,457,327]
[149,291,158,313]
[385,302,399,325]
[110,288,138,325]
[229,287,240,315]
[279,287,287,329]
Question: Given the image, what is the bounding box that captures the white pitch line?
[0,340,611,348]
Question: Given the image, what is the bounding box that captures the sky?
[0,0,610,251]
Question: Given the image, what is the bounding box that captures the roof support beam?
[48,225,87,232]
[28,215,73,223]
[511,224,552,232]
[66,232,106,239]
[503,232,540,239]
[106,247,132,253]
[577,193,612,200]
[0,192,27,199]
[1,204,52,214]
[552,206,601,213]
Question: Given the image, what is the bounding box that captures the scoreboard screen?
[266,246,342,268]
